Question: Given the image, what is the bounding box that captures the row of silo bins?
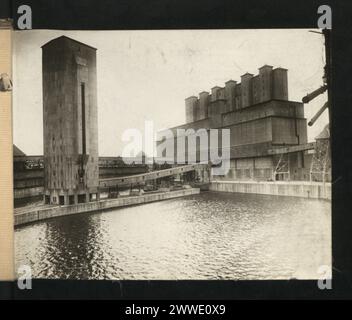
[185,65,288,124]
[185,92,210,123]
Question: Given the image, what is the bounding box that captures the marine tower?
[42,36,99,205]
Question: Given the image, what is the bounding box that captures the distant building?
[42,36,99,205]
[159,65,313,181]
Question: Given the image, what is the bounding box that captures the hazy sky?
[13,29,328,156]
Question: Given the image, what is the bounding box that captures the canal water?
[15,192,331,280]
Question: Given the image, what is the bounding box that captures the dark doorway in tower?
[78,194,86,203]
[69,195,75,205]
[59,195,65,205]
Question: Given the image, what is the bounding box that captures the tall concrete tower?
[42,36,99,205]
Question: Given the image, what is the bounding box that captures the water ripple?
[15,192,331,280]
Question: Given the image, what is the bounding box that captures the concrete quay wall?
[15,188,200,226]
[210,180,331,200]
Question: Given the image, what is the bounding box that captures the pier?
[14,188,200,226]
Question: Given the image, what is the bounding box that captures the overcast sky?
[13,29,328,156]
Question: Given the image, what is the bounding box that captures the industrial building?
[160,65,324,182]
[42,36,100,205]
[14,58,331,208]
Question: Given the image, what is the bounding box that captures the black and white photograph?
[12,29,331,281]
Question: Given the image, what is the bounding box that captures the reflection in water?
[15,192,331,280]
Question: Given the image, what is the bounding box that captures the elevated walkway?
[99,163,209,188]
